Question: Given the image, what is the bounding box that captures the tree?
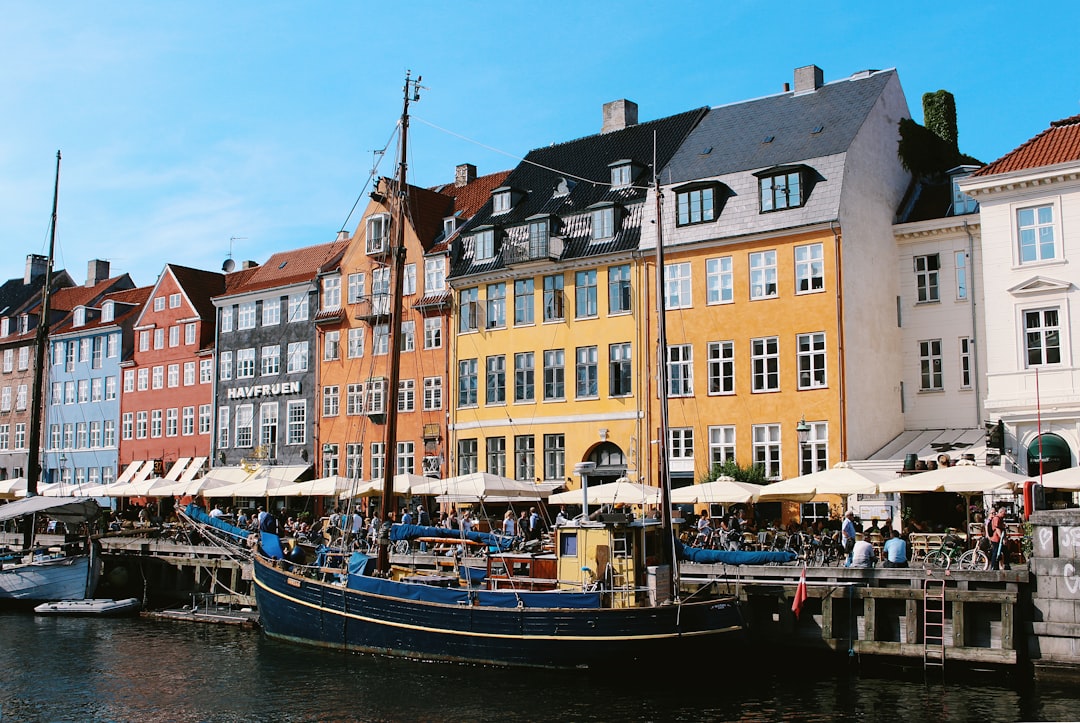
[700,459,768,486]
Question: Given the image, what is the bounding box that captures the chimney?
[335,230,350,242]
[240,260,259,270]
[455,163,477,188]
[602,99,638,134]
[794,65,824,94]
[86,259,110,287]
[24,254,47,285]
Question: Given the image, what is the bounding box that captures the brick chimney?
[24,254,47,284]
[86,259,110,287]
[602,100,638,134]
[455,163,477,188]
[794,65,824,94]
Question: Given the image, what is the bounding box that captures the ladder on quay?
[923,577,946,669]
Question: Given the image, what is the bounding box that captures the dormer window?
[74,307,86,327]
[366,213,390,254]
[948,165,979,216]
[101,301,114,323]
[492,190,512,214]
[322,275,341,310]
[590,204,619,241]
[675,182,721,226]
[1,318,9,337]
[609,160,635,188]
[755,165,808,212]
[473,228,496,261]
[443,217,458,238]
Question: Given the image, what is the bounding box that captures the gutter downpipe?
[962,219,982,429]
[831,220,847,462]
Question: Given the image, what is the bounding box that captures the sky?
[1,1,1078,290]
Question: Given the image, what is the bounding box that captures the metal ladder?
[923,577,946,668]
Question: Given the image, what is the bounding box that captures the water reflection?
[0,612,1075,722]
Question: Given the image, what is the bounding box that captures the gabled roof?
[50,274,136,314]
[663,69,896,184]
[50,285,152,337]
[0,269,73,318]
[403,183,455,252]
[217,240,348,297]
[450,107,707,278]
[427,170,511,254]
[973,114,1080,177]
[166,264,226,321]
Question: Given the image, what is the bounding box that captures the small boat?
[34,597,141,616]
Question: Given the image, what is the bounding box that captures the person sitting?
[695,513,712,546]
[850,532,876,568]
[209,504,224,520]
[881,529,908,568]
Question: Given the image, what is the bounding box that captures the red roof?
[218,240,347,297]
[437,170,512,219]
[974,114,1080,177]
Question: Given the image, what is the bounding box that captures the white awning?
[114,461,143,485]
[130,460,156,484]
[848,428,987,472]
[178,457,208,484]
[164,457,192,481]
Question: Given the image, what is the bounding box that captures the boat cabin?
[554,518,670,608]
[485,552,558,591]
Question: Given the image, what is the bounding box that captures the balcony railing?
[502,236,564,265]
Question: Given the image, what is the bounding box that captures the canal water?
[1,610,1077,722]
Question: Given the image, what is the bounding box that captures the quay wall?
[1028,509,1080,679]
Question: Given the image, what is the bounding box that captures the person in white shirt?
[850,532,876,568]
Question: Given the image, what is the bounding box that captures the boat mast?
[376,72,420,575]
[652,142,680,602]
[23,151,60,549]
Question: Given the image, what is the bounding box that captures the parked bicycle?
[923,533,989,570]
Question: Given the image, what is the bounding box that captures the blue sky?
[1,1,1078,289]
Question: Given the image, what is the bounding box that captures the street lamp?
[573,461,596,520]
[796,417,810,475]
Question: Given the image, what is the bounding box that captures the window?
[63,423,74,448]
[1017,205,1056,263]
[609,343,632,396]
[751,337,780,392]
[396,441,415,475]
[183,362,196,386]
[424,258,445,294]
[669,428,694,459]
[151,409,162,438]
[486,283,506,329]
[527,219,549,257]
[457,438,478,475]
[458,359,478,407]
[218,352,232,381]
[168,293,181,308]
[216,408,228,448]
[664,263,692,309]
[348,272,366,304]
[543,434,565,480]
[107,333,118,357]
[955,251,968,301]
[346,443,362,480]
[459,288,479,332]
[167,364,179,388]
[708,426,736,468]
[91,337,103,368]
[259,403,277,453]
[795,243,824,293]
[346,383,365,415]
[914,254,940,303]
[676,186,715,225]
[103,420,115,447]
[169,325,180,347]
[575,270,598,318]
[610,163,632,187]
[493,190,511,214]
[398,379,415,412]
[261,345,280,376]
[151,367,163,390]
[348,328,365,358]
[65,341,76,370]
[486,355,506,404]
[324,331,340,361]
[373,325,389,356]
[1,425,10,450]
[237,302,256,330]
[91,378,102,402]
[2,349,11,372]
[919,339,944,390]
[486,437,506,477]
[543,275,564,321]
[1024,309,1061,367]
[576,346,598,398]
[236,349,255,378]
[752,423,782,479]
[137,368,149,391]
[322,385,340,417]
[105,376,116,400]
[286,401,306,445]
[708,341,735,395]
[51,382,61,405]
[186,322,197,345]
[514,352,534,403]
[473,229,495,261]
[199,405,212,434]
[706,257,733,304]
[759,169,803,211]
[514,279,534,325]
[0,388,10,412]
[154,296,166,312]
[608,264,631,314]
[371,267,391,315]
[423,376,442,411]
[366,213,389,254]
[235,405,253,447]
[287,342,308,373]
[543,349,565,400]
[423,318,441,350]
[91,422,103,448]
[799,421,828,475]
[288,293,309,322]
[750,251,778,300]
[166,408,178,437]
[154,328,164,350]
[323,444,339,478]
[959,337,973,389]
[220,307,233,333]
[403,264,416,296]
[200,359,213,383]
[122,413,133,441]
[591,207,614,240]
[16,384,28,410]
[514,435,535,481]
[667,344,693,396]
[322,276,341,310]
[797,332,827,389]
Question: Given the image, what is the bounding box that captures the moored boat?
[34,597,141,616]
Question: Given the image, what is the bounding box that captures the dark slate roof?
[662,70,896,184]
[0,269,73,318]
[449,107,707,279]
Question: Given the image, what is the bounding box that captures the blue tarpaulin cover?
[261,532,286,560]
[345,572,602,609]
[675,540,796,565]
[389,523,512,551]
[185,503,250,542]
[348,551,376,577]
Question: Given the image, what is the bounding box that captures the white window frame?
[1016,202,1060,264]
[919,338,944,390]
[795,243,824,294]
[750,250,778,300]
[708,425,736,468]
[707,341,734,395]
[797,332,827,389]
[706,257,733,305]
[664,262,692,310]
[752,423,782,480]
[751,336,780,393]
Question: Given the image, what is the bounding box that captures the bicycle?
[923,533,989,570]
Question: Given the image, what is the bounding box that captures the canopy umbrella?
[669,477,762,505]
[149,475,237,498]
[102,476,173,497]
[878,463,1025,494]
[412,472,545,501]
[349,473,431,498]
[206,465,311,498]
[1034,466,1080,491]
[548,479,661,506]
[757,463,888,502]
[270,475,354,498]
[0,477,27,499]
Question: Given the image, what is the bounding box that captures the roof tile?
[974,115,1080,177]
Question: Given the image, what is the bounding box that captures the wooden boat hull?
[253,555,744,668]
[0,554,93,603]
[34,597,141,616]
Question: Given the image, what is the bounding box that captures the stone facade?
[1028,509,1080,676]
